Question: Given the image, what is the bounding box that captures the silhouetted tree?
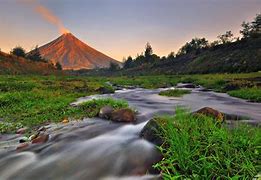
[167,52,175,60]
[144,42,153,58]
[218,31,234,44]
[27,46,45,62]
[240,22,252,38]
[177,38,209,56]
[123,56,133,69]
[109,62,120,71]
[55,62,63,70]
[251,13,261,38]
[10,46,26,57]
[210,40,220,47]
[240,13,261,39]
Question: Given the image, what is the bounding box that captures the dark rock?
[176,83,197,88]
[16,128,28,134]
[19,137,28,143]
[111,108,136,122]
[32,134,49,144]
[38,126,46,132]
[193,107,224,122]
[16,143,29,151]
[99,106,114,119]
[97,86,115,94]
[140,119,164,146]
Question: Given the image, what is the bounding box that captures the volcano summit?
[37,33,120,70]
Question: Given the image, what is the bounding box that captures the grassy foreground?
[0,75,116,133]
[154,109,261,179]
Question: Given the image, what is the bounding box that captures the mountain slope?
[0,51,57,75]
[37,33,120,70]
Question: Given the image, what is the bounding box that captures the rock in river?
[194,107,224,122]
[111,108,136,122]
[140,118,164,146]
[31,134,49,144]
[99,106,114,119]
[16,127,28,134]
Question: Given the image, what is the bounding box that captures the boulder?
[111,108,136,122]
[194,107,224,122]
[99,106,114,119]
[176,83,197,88]
[97,86,115,94]
[140,119,164,146]
[32,134,49,144]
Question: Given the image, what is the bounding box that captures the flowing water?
[0,86,260,180]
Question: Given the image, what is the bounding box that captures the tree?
[123,56,133,69]
[27,46,45,62]
[240,21,252,38]
[240,13,261,39]
[167,52,175,60]
[144,42,153,58]
[210,40,220,47]
[55,62,62,70]
[109,62,120,71]
[251,13,261,38]
[10,46,26,57]
[177,38,209,56]
[217,31,234,44]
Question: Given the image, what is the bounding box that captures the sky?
[0,0,260,61]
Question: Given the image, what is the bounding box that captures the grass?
[0,75,114,133]
[0,73,260,133]
[78,98,129,118]
[159,89,191,97]
[154,109,261,179]
[228,87,261,102]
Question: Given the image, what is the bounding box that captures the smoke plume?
[21,0,69,34]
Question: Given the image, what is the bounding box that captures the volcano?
[37,33,120,70]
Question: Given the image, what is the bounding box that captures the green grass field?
[0,72,260,133]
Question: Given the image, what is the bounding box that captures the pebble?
[16,143,29,151]
[16,128,28,134]
[32,134,49,144]
[38,126,46,132]
[62,119,69,124]
[19,137,29,143]
[29,134,38,141]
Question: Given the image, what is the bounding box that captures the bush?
[10,46,26,57]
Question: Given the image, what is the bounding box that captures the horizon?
[0,0,260,61]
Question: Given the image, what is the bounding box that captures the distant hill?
[0,51,57,75]
[37,33,120,70]
[152,37,261,74]
[79,37,261,76]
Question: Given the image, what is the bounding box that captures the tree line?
[106,13,260,71]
